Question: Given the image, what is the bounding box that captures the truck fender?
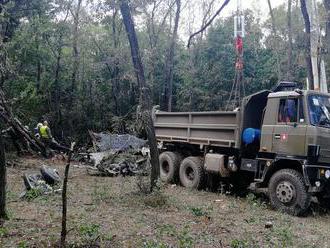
[261,158,309,187]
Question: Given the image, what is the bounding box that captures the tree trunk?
[120,0,160,191]
[300,0,314,89]
[0,134,7,220]
[324,0,330,60]
[267,0,282,80]
[69,0,82,109]
[60,144,74,248]
[287,0,293,80]
[163,0,181,112]
[36,58,41,93]
[53,32,64,137]
[112,9,120,116]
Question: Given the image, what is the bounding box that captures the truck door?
[272,97,307,156]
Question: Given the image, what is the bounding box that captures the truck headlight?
[325,170,330,179]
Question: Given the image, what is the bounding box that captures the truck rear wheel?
[179,156,204,189]
[159,152,181,183]
[268,169,311,216]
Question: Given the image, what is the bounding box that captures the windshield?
[308,94,330,128]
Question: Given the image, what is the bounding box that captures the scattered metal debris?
[21,165,61,198]
[87,151,149,177]
[89,131,147,152]
[73,132,151,177]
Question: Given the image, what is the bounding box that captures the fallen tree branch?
[0,89,47,156]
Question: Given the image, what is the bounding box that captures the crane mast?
[226,0,245,110]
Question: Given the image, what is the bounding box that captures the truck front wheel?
[268,169,311,216]
[179,156,204,189]
[159,152,181,183]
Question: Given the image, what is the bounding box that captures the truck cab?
[260,90,330,162]
[241,88,330,215]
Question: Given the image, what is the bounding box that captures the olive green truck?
[154,82,330,215]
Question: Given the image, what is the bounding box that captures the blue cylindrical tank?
[242,128,261,145]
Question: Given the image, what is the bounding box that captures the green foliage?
[78,223,100,241]
[17,240,28,248]
[144,240,168,248]
[189,206,208,217]
[231,238,249,248]
[1,0,328,144]
[24,188,43,200]
[246,193,267,209]
[177,227,194,248]
[153,224,194,248]
[274,226,294,247]
[0,227,8,237]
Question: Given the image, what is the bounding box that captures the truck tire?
[159,152,181,183]
[40,165,61,185]
[179,156,204,189]
[268,169,311,216]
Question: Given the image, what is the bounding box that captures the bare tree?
[0,134,7,220]
[163,0,181,111]
[187,0,230,48]
[119,0,160,191]
[300,0,314,89]
[69,0,83,108]
[287,0,293,80]
[200,0,217,40]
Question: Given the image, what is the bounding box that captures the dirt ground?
[1,156,330,248]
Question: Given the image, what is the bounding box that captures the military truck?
[154,82,330,215]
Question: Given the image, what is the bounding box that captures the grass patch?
[143,191,168,208]
[0,227,8,237]
[189,206,209,217]
[157,224,176,237]
[231,238,249,248]
[17,240,28,248]
[177,227,194,248]
[155,224,194,248]
[144,240,168,248]
[246,193,267,209]
[24,188,44,200]
[91,186,112,204]
[274,226,294,247]
[78,223,101,246]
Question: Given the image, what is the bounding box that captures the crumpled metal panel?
[90,132,147,152]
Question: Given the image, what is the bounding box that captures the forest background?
[0,0,329,144]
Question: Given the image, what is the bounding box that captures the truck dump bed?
[154,111,241,148]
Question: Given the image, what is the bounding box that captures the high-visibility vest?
[40,126,49,139]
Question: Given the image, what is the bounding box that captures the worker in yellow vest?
[40,121,52,140]
[40,121,70,153]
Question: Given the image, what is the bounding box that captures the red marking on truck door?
[280,133,288,142]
